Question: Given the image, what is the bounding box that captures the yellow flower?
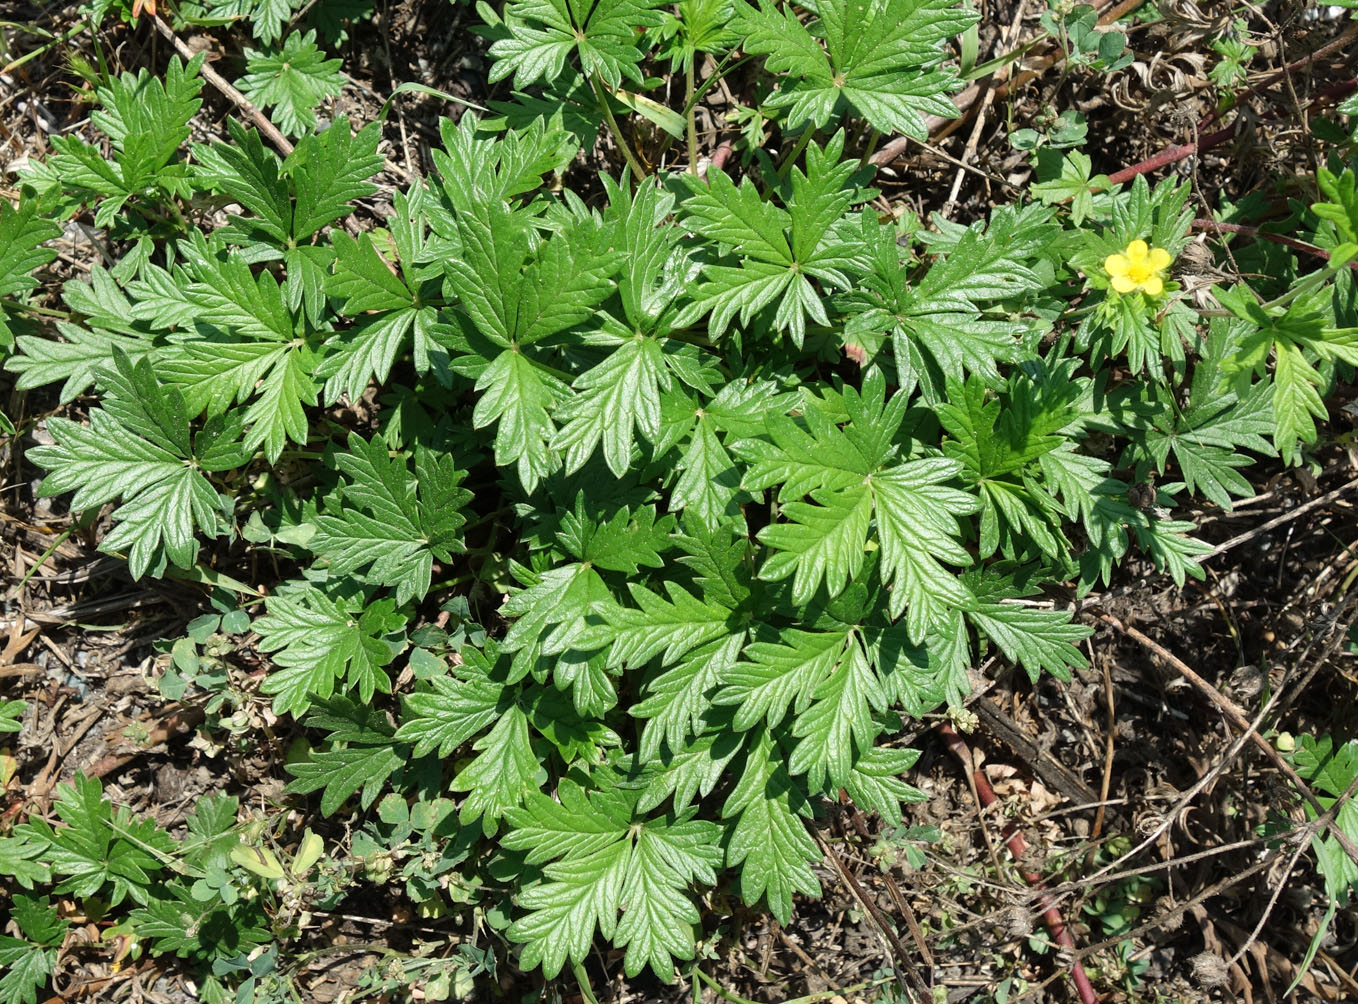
[1104,239,1172,296]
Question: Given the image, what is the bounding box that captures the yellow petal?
[1111,274,1136,294]
[1125,239,1149,263]
[1148,247,1172,270]
[1104,254,1129,277]
[1141,275,1163,296]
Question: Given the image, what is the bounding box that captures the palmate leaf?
[637,730,742,814]
[553,496,675,574]
[0,197,61,346]
[0,835,51,889]
[239,31,344,136]
[0,938,57,1004]
[718,628,849,732]
[487,0,668,90]
[584,580,734,670]
[737,0,975,138]
[1218,284,1358,463]
[194,117,382,246]
[254,583,406,715]
[28,353,237,578]
[736,372,974,633]
[92,53,204,187]
[14,775,174,907]
[473,348,571,491]
[451,704,542,836]
[555,336,667,476]
[451,203,622,489]
[632,633,745,759]
[146,254,319,462]
[676,133,864,343]
[397,645,509,758]
[503,779,722,980]
[963,571,1090,683]
[844,198,1055,398]
[672,412,745,530]
[310,434,470,603]
[721,727,820,923]
[787,633,885,792]
[0,895,67,1004]
[758,483,873,603]
[871,460,977,639]
[284,699,407,816]
[843,745,926,821]
[128,882,270,961]
[1143,378,1274,510]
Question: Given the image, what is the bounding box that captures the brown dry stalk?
[1097,612,1358,869]
[149,14,294,157]
[810,826,933,1003]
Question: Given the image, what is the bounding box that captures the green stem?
[12,527,75,597]
[0,18,88,75]
[778,127,815,179]
[2,299,71,320]
[859,128,882,169]
[686,59,698,175]
[589,75,648,181]
[691,967,761,1004]
[1262,260,1344,312]
[572,962,602,1004]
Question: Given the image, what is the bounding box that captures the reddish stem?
[1104,125,1236,186]
[1193,219,1358,270]
[939,722,1100,1004]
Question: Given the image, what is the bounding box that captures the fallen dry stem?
[149,14,294,157]
[811,827,932,1003]
[1097,612,1358,869]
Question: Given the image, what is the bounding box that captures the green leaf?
[255,584,405,716]
[0,197,61,347]
[28,354,231,578]
[632,633,745,759]
[91,53,204,187]
[397,645,509,758]
[844,745,925,822]
[554,336,667,476]
[1144,379,1274,510]
[503,779,722,979]
[614,820,722,979]
[758,482,873,604]
[677,134,864,343]
[450,704,543,836]
[287,119,384,239]
[586,581,734,671]
[510,840,631,977]
[736,0,974,138]
[471,346,570,492]
[964,571,1091,683]
[501,562,614,695]
[554,496,674,574]
[0,834,51,888]
[13,775,173,907]
[718,628,848,732]
[486,0,667,90]
[722,728,821,922]
[870,458,977,640]
[788,634,884,791]
[0,899,66,1004]
[239,30,345,136]
[310,434,470,603]
[284,699,406,815]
